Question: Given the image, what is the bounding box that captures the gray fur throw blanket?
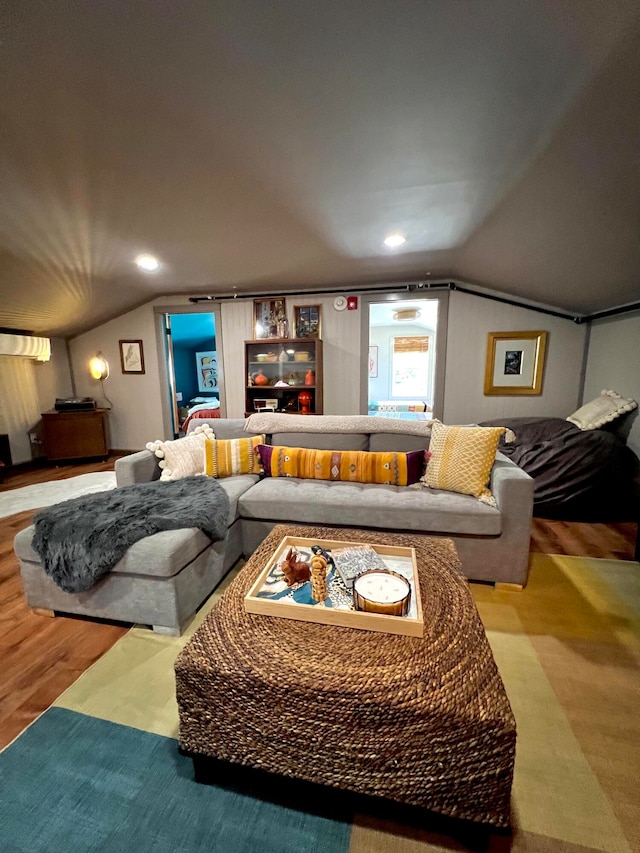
[32,476,230,594]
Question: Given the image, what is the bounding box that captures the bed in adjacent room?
[180,398,221,432]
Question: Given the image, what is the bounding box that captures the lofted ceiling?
[0,0,639,339]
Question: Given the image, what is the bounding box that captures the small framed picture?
[294,305,322,339]
[254,298,288,339]
[484,331,547,395]
[119,340,145,374]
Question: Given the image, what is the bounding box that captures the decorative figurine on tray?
[310,553,327,603]
[280,547,311,586]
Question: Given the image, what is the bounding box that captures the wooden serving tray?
[244,535,424,637]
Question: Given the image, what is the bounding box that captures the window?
[392,336,430,398]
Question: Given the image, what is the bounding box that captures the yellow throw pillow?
[204,434,265,478]
[422,420,505,501]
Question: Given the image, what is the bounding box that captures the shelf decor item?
[119,340,145,374]
[484,330,548,396]
[298,390,312,413]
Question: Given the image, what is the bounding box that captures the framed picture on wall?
[484,330,547,395]
[254,298,288,339]
[119,340,145,374]
[293,305,321,339]
[196,351,218,392]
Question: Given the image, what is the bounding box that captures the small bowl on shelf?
[264,353,278,362]
[255,354,268,362]
[294,351,310,362]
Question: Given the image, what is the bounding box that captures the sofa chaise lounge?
[15,416,534,635]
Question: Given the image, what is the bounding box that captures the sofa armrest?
[475,451,534,586]
[490,452,534,512]
[115,450,162,486]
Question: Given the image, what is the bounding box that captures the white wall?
[0,337,73,464]
[582,311,640,458]
[443,291,587,424]
[66,286,590,451]
[70,301,162,451]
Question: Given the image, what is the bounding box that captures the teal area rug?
[0,707,351,853]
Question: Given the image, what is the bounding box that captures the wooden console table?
[41,409,109,461]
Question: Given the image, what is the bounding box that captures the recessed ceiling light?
[135,254,160,272]
[384,234,406,248]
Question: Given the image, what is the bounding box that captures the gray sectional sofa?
[15,416,534,636]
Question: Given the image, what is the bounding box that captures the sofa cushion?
[15,523,211,579]
[368,432,432,453]
[188,418,248,439]
[204,435,265,477]
[269,431,369,451]
[238,478,501,536]
[257,445,425,486]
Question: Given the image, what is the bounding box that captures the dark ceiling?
[1,0,639,338]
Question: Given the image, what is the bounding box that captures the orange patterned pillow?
[256,445,425,486]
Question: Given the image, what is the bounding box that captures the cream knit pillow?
[567,390,637,430]
[146,425,215,481]
[422,420,505,503]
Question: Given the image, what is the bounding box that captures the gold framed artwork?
[254,298,288,339]
[119,339,145,374]
[293,305,321,339]
[484,331,547,396]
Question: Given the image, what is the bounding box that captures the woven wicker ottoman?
[175,525,516,827]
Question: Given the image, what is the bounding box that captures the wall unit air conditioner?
[0,333,51,361]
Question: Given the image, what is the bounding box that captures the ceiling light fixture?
[393,308,421,322]
[384,234,406,248]
[135,254,160,272]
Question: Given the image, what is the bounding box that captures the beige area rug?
[0,472,116,517]
[56,553,640,853]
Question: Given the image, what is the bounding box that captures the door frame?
[153,304,226,439]
[358,291,449,420]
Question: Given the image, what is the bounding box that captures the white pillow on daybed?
[567,390,637,430]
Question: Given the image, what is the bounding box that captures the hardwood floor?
[0,456,637,750]
[0,456,128,749]
[531,517,637,561]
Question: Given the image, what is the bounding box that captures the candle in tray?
[310,554,327,603]
[352,569,411,617]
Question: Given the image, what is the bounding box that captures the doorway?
[157,309,222,437]
[361,294,448,421]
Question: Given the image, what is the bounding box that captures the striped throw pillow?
[204,434,265,478]
[256,445,425,486]
[422,420,505,500]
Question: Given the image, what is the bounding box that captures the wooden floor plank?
[0,455,637,749]
[0,455,129,749]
